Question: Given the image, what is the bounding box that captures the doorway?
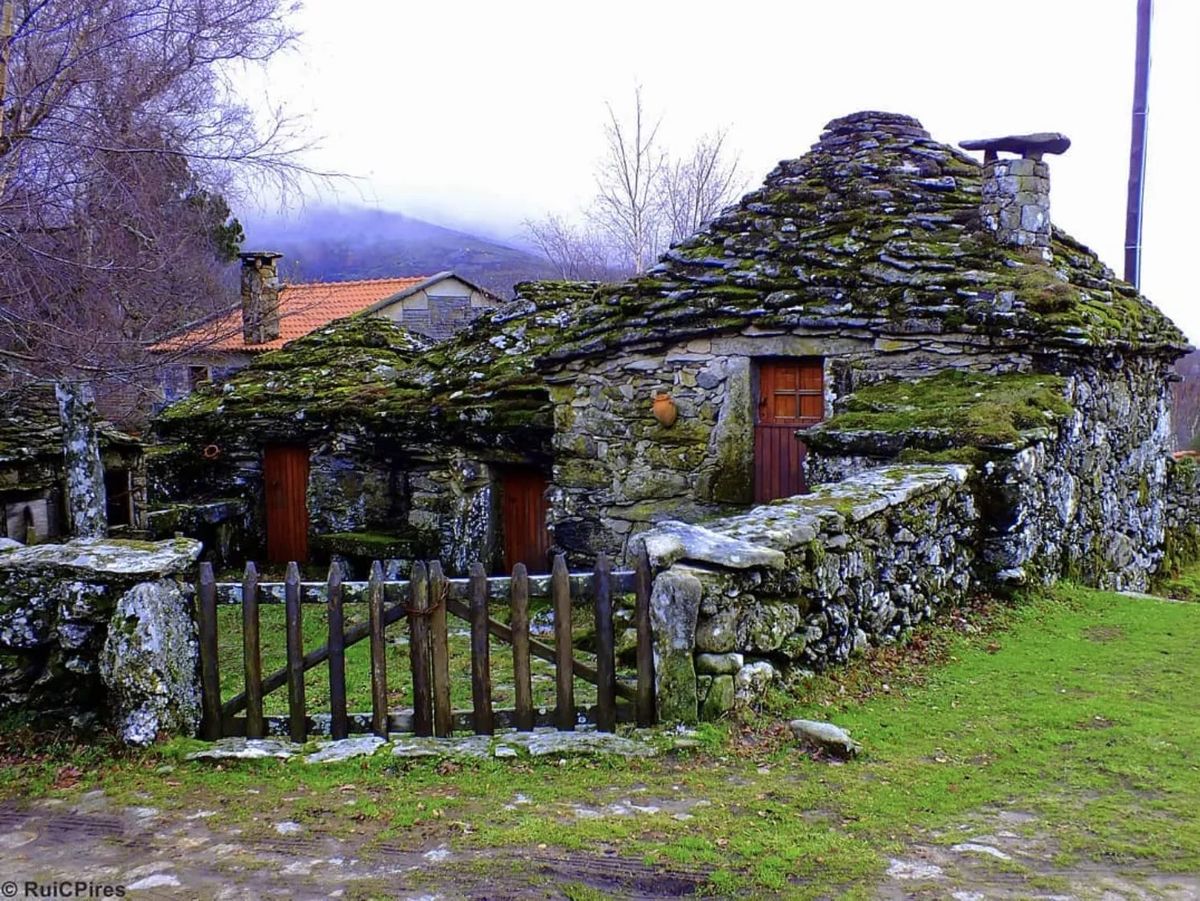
[500,467,551,574]
[754,358,824,503]
[264,444,310,564]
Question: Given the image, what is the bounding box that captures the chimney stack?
[959,132,1070,261]
[239,251,283,344]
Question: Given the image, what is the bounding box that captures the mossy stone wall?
[635,465,977,721]
[1160,454,1200,579]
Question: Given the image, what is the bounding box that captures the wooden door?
[754,359,824,503]
[501,468,551,574]
[265,445,310,564]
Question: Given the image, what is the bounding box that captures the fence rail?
[195,550,656,743]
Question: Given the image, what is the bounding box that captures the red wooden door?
[264,445,310,564]
[501,468,551,574]
[754,359,824,503]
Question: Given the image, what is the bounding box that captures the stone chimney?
[959,132,1070,261]
[239,251,283,344]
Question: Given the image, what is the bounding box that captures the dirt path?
[0,794,709,899]
[3,794,1197,899]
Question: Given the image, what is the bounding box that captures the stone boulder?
[0,537,202,741]
[789,719,861,759]
[100,580,200,746]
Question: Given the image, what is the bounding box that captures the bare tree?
[527,88,744,279]
[658,129,744,246]
[522,213,626,281]
[588,85,664,274]
[0,0,326,536]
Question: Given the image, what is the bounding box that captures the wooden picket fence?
[195,551,655,741]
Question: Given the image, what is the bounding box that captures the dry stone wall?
[978,360,1174,591]
[0,537,202,744]
[636,465,977,722]
[1158,454,1200,579]
[548,330,1038,566]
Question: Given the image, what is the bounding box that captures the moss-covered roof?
[798,369,1074,463]
[542,111,1186,365]
[152,111,1186,457]
[0,384,140,468]
[153,281,601,458]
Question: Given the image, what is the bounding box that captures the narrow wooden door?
[754,359,824,503]
[264,445,310,564]
[501,468,551,574]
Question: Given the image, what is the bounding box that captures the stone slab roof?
[0,385,140,467]
[542,111,1186,365]
[153,281,600,458]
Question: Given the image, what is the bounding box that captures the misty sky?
[240,0,1200,341]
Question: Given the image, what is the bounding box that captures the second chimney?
[959,132,1070,262]
[240,251,283,344]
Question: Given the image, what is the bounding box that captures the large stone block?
[649,568,703,724]
[100,579,200,746]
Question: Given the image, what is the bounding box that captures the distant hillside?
[245,207,557,299]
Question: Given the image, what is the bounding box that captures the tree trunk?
[54,381,108,539]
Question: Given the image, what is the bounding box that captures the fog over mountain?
[244,207,557,298]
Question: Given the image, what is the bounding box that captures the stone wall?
[546,328,1036,566]
[1158,454,1200,579]
[979,359,1173,591]
[0,537,202,744]
[805,358,1176,592]
[407,454,497,575]
[635,465,977,722]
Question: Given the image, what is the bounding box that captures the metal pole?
[1123,0,1153,288]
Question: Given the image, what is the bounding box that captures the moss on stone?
[154,281,602,457]
[823,370,1071,447]
[311,530,435,561]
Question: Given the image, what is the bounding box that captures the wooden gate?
[195,552,656,741]
[264,445,309,564]
[501,467,551,574]
[754,358,824,503]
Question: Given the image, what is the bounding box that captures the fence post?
[327,563,348,741]
[552,553,575,731]
[409,561,433,737]
[593,553,617,732]
[284,562,306,743]
[428,561,453,737]
[469,562,494,735]
[635,545,656,727]
[368,561,388,738]
[510,563,534,732]
[242,562,264,739]
[197,562,221,740]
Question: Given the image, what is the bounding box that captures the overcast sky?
[241,0,1200,341]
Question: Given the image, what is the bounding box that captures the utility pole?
[1123,0,1153,288]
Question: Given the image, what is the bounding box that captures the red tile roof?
[152,276,432,354]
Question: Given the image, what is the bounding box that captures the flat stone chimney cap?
[959,132,1071,160]
[238,250,283,262]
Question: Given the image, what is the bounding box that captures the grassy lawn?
[2,582,1197,897]
[1154,556,1200,601]
[213,601,617,714]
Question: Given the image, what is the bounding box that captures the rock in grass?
[187,737,301,760]
[789,719,861,759]
[305,735,386,763]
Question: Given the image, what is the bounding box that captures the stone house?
[150,252,502,405]
[149,111,1188,593]
[1,385,146,542]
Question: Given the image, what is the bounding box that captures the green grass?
[2,583,1197,897]
[214,601,616,714]
[1154,555,1200,602]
